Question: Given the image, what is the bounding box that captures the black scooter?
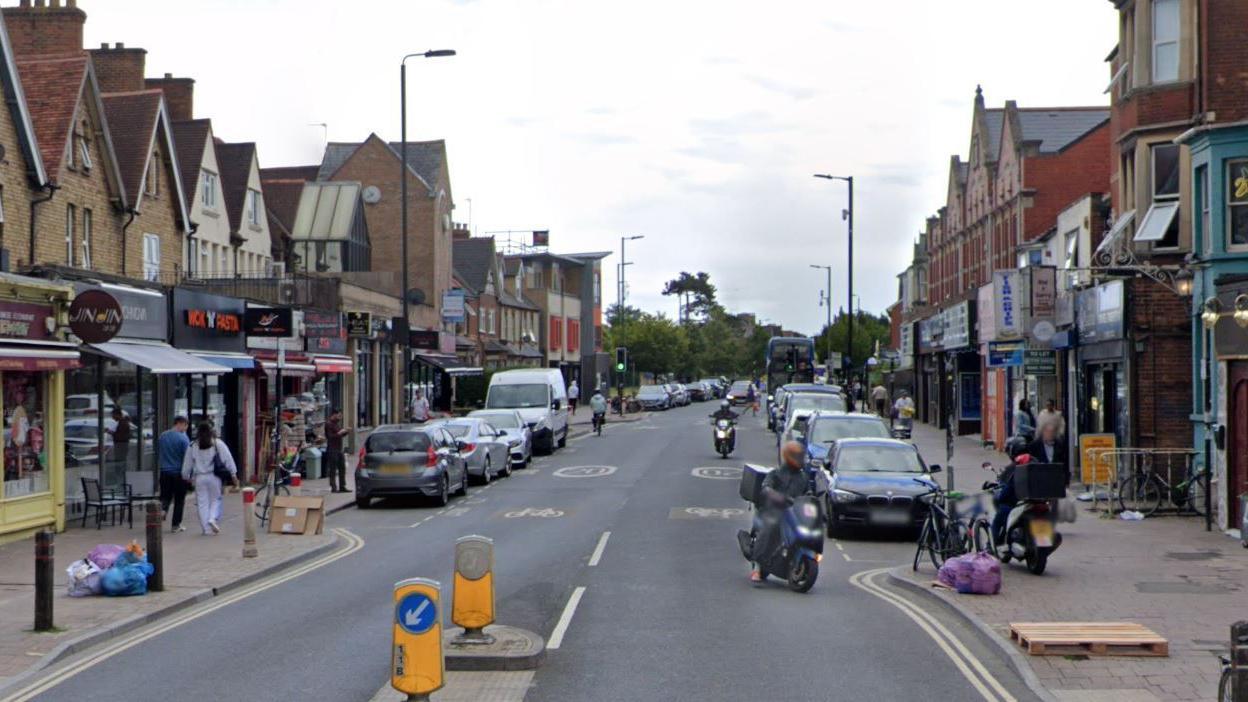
[737,466,827,592]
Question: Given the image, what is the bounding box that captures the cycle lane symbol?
[552,465,618,478]
[502,507,566,518]
[692,466,742,480]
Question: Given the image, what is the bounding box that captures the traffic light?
[615,346,628,372]
[785,349,796,373]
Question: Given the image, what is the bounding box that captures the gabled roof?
[260,165,318,238]
[215,141,257,235]
[0,14,46,185]
[498,288,540,311]
[452,237,496,295]
[100,89,189,228]
[1014,108,1109,153]
[983,109,1004,160]
[317,137,444,195]
[260,165,319,181]
[170,118,211,207]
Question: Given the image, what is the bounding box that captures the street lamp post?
[400,49,455,416]
[617,235,644,395]
[810,264,832,371]
[814,174,853,380]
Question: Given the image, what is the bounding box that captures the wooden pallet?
[1009,622,1169,657]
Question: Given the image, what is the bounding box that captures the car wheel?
[457,468,469,496]
[481,458,492,484]
[501,455,512,477]
[557,429,567,448]
[435,475,450,507]
[355,495,371,510]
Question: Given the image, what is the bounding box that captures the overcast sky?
[83,0,1116,334]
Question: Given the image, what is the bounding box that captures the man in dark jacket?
[750,441,810,583]
[1027,419,1069,482]
[324,409,349,493]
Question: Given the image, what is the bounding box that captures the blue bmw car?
[823,438,939,536]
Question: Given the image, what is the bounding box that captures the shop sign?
[1076,280,1124,344]
[1079,433,1117,485]
[244,307,293,337]
[1056,289,1074,327]
[898,324,913,370]
[986,340,1024,368]
[307,334,347,355]
[184,308,241,334]
[1024,349,1057,376]
[172,289,247,352]
[942,301,973,350]
[72,283,166,340]
[1030,266,1056,320]
[442,290,466,323]
[993,270,1022,338]
[917,315,939,353]
[410,329,440,351]
[68,290,122,344]
[248,308,303,351]
[303,310,342,338]
[0,300,54,341]
[346,312,373,338]
[977,283,996,345]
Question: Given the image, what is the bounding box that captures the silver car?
[467,409,532,468]
[431,418,511,483]
[355,424,469,509]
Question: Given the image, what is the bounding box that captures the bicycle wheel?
[1217,666,1231,702]
[1118,473,1162,515]
[926,517,949,570]
[913,518,933,572]
[1185,472,1209,516]
[973,518,994,553]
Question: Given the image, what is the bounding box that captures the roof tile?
[15,55,87,182]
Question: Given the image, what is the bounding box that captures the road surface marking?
[834,542,844,551]
[670,507,747,519]
[2,529,366,702]
[547,586,586,650]
[502,507,566,518]
[407,516,434,528]
[850,569,1015,702]
[691,466,742,480]
[553,465,617,478]
[588,531,611,566]
[841,552,852,561]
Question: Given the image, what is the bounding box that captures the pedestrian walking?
[157,416,191,533]
[568,380,580,415]
[181,422,237,535]
[324,409,349,493]
[747,382,758,416]
[1014,399,1036,441]
[411,389,430,423]
[106,406,131,473]
[1037,399,1066,438]
[871,383,889,418]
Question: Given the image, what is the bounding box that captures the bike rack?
[1085,448,1204,522]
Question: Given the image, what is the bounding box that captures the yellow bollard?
[452,535,495,644]
[392,578,444,700]
[241,488,258,558]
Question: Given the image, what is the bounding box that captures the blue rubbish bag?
[100,553,154,597]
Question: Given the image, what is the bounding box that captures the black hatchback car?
[354,424,470,509]
[824,438,939,535]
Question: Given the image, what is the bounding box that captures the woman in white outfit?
[181,422,238,535]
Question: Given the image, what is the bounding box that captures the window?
[219,246,229,275]
[488,309,496,334]
[549,317,562,351]
[1197,165,1210,254]
[65,204,75,264]
[1064,228,1078,270]
[1152,143,1180,200]
[1152,0,1180,83]
[79,134,92,172]
[142,234,160,281]
[477,307,485,334]
[200,241,211,274]
[201,170,217,208]
[1228,160,1248,249]
[145,156,159,196]
[567,319,580,353]
[4,372,49,498]
[247,190,261,226]
[1135,143,1181,247]
[81,208,92,269]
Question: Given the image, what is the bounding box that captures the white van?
[485,369,569,454]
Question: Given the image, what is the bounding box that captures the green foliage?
[814,309,892,368]
[661,271,717,323]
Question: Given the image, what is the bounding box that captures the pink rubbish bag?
[87,544,125,570]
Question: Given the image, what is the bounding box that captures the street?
[19,406,1038,702]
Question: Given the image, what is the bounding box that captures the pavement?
[896,420,1245,702]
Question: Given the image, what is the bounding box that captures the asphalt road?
[23,404,1040,702]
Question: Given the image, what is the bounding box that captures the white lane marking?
[834,542,844,551]
[546,586,586,650]
[588,531,611,567]
[850,569,1015,702]
[841,552,852,561]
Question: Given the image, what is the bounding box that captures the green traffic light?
[615,363,625,371]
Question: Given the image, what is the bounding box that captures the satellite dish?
[362,185,382,204]
[406,288,426,306]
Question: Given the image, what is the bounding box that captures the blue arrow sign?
[396,592,438,635]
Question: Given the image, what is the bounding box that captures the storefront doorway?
[1228,362,1248,529]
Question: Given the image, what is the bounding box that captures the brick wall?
[145,75,193,121]
[1202,0,1248,123]
[127,132,184,279]
[3,1,84,58]
[1128,278,1193,449]
[88,44,146,93]
[0,80,34,268]
[1022,122,1112,242]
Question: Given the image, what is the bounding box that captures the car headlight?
[832,488,862,503]
[726,394,734,401]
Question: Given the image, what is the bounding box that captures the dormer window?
[247,189,262,226]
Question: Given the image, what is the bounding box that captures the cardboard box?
[268,495,326,535]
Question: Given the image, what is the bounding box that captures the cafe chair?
[81,477,130,529]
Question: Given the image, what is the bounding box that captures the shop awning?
[189,351,256,370]
[446,366,484,377]
[89,341,230,374]
[311,354,353,374]
[258,360,317,377]
[0,344,80,371]
[413,352,483,377]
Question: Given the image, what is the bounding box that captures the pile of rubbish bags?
[66,542,154,597]
[936,551,1002,595]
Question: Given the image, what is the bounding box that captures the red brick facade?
[1200,0,1248,124]
[1127,278,1192,449]
[2,1,83,58]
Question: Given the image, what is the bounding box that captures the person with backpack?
[181,422,238,535]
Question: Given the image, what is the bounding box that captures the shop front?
[0,274,78,539]
[304,310,351,418]
[1075,281,1129,447]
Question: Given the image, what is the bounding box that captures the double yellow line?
[849,568,1017,702]
[2,528,365,702]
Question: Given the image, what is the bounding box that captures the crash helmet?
[720,400,730,410]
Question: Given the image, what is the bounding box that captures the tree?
[662,271,717,323]
[814,309,892,369]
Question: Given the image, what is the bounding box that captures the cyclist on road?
[589,388,608,431]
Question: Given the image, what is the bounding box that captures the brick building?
[452,234,506,369]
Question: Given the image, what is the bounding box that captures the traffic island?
[443,625,546,671]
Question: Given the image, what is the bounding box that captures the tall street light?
[810,264,832,369]
[617,235,644,396]
[814,174,853,380]
[400,49,455,414]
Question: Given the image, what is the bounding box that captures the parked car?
[774,384,845,433]
[637,385,671,411]
[429,418,512,483]
[467,409,532,468]
[354,424,469,509]
[685,381,710,402]
[824,438,938,535]
[65,393,127,419]
[485,368,569,454]
[725,380,752,405]
[664,383,690,406]
[697,379,723,399]
[769,385,791,430]
[65,418,112,463]
[801,412,892,469]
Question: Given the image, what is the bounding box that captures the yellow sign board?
[391,578,444,696]
[452,535,495,630]
[1079,433,1118,485]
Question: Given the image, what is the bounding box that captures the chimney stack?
[146,73,195,121]
[3,0,86,58]
[88,42,147,93]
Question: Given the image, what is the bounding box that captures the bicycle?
[254,461,292,526]
[912,481,972,571]
[1117,461,1209,517]
[592,412,605,436]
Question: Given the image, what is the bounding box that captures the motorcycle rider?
[750,441,811,583]
[710,399,739,422]
[991,447,1032,545]
[589,387,609,429]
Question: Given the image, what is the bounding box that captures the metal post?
[846,176,854,381]
[1232,620,1248,702]
[400,61,412,418]
[145,501,163,592]
[824,267,832,365]
[242,487,258,558]
[34,530,53,631]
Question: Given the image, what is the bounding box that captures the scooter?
[736,465,827,592]
[713,418,736,458]
[983,462,1064,575]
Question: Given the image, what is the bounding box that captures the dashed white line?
[546,586,586,650]
[588,531,611,567]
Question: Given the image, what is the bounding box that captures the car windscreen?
[790,394,846,414]
[66,397,92,411]
[441,424,471,438]
[486,383,549,409]
[475,413,519,428]
[836,445,925,473]
[729,382,750,394]
[638,386,667,397]
[366,432,431,453]
[810,418,891,443]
